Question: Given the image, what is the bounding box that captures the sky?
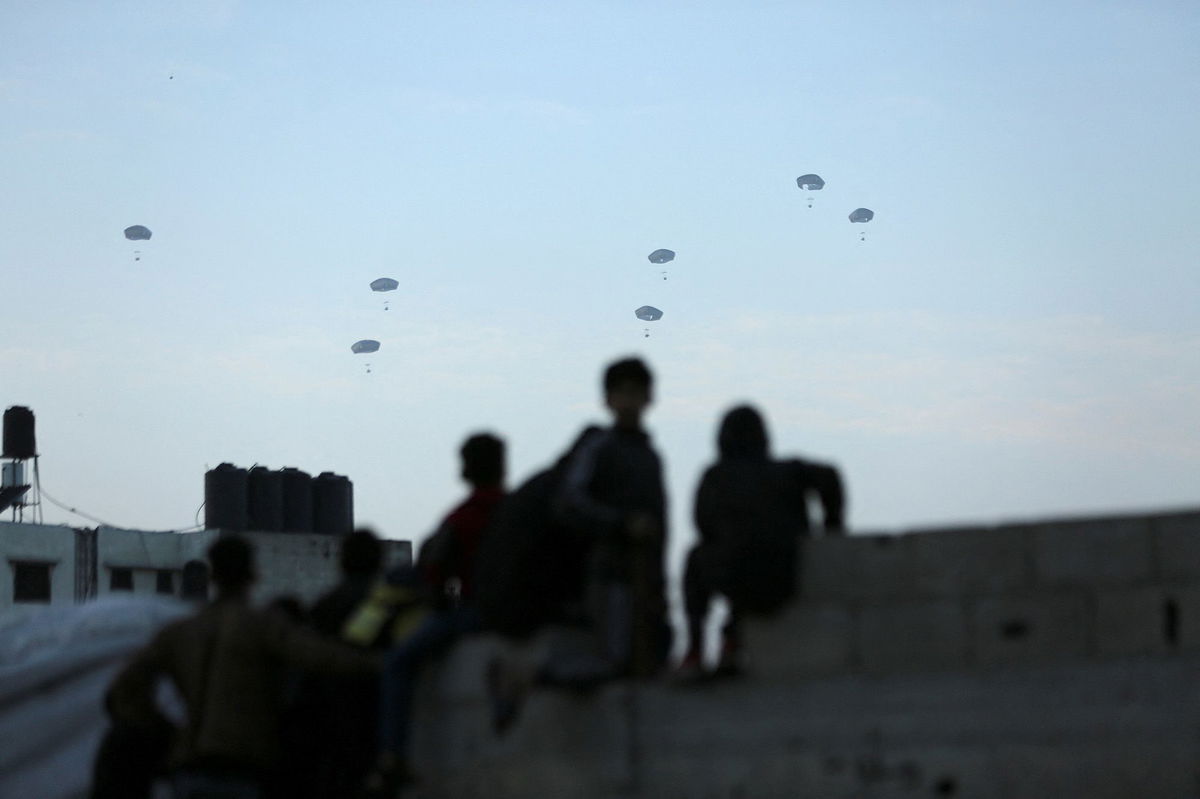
[2,1,1199,579]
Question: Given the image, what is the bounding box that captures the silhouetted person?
[181,559,209,602]
[287,529,386,799]
[105,535,379,799]
[675,405,845,681]
[367,433,507,794]
[91,562,208,798]
[310,528,384,635]
[488,358,670,731]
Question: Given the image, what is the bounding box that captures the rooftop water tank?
[279,467,313,533]
[204,463,247,531]
[312,472,353,535]
[247,466,284,532]
[3,406,36,460]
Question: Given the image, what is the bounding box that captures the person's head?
[461,432,505,488]
[207,534,256,595]
[717,404,770,460]
[603,357,654,429]
[180,559,210,601]
[340,528,384,578]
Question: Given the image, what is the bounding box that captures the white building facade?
[1,521,412,614]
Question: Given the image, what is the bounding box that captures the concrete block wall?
[402,507,1200,798]
[748,508,1200,677]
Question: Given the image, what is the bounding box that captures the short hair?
[461,433,505,486]
[341,528,384,577]
[207,535,255,591]
[181,559,210,600]
[603,357,653,394]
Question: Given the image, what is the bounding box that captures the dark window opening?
[110,567,133,591]
[13,561,51,603]
[156,570,175,595]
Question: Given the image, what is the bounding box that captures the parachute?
[796,174,825,208]
[634,306,663,322]
[370,278,399,310]
[123,225,152,241]
[648,249,674,280]
[352,339,380,374]
[635,305,663,338]
[849,208,874,241]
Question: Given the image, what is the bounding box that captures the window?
[12,561,51,603]
[156,570,175,595]
[110,567,133,591]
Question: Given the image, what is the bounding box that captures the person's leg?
[374,611,462,780]
[713,601,746,678]
[682,545,712,661]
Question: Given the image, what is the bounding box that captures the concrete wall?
[404,507,1200,798]
[0,522,77,611]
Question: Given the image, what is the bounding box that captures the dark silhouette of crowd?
[96,357,845,799]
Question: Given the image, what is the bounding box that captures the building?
[0,521,412,614]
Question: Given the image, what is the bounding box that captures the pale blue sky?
[2,2,1198,574]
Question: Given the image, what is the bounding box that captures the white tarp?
[0,596,188,799]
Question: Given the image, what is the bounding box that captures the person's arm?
[106,630,173,730]
[263,611,381,675]
[794,459,846,534]
[692,467,718,544]
[553,431,626,540]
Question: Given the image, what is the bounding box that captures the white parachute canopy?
[0,596,189,799]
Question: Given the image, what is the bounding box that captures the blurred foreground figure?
[365,434,507,795]
[105,535,379,799]
[485,357,671,733]
[282,529,385,799]
[675,405,845,682]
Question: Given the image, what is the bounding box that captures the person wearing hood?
[675,405,846,681]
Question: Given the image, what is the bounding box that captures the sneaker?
[711,642,746,679]
[670,650,706,685]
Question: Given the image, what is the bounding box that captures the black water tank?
[279,467,313,533]
[247,466,284,532]
[312,472,353,535]
[204,463,247,531]
[3,407,36,459]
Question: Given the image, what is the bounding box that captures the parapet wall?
[755,508,1198,678]
[407,508,1200,799]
